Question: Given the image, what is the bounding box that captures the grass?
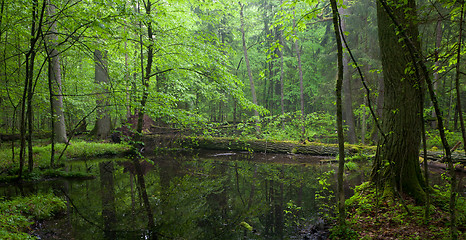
[0,193,66,240]
[0,140,132,182]
[0,140,132,169]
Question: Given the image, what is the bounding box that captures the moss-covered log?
[141,134,465,167]
[423,151,466,164]
[142,134,372,156]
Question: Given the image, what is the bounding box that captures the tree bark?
[93,49,112,139]
[372,0,425,202]
[371,73,384,143]
[46,0,68,144]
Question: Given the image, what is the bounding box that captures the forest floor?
[338,183,465,240]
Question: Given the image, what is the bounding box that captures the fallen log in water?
[142,134,465,167]
[142,134,373,156]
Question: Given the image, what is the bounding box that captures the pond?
[1,150,371,240]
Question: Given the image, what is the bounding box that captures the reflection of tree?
[45,155,360,239]
[99,161,116,239]
[131,157,157,238]
[158,157,182,223]
[264,172,284,239]
[199,161,230,239]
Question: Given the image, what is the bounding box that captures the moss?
[0,141,132,170]
[0,193,66,239]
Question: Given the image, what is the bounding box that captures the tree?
[330,0,346,226]
[93,49,112,139]
[18,0,46,178]
[46,0,68,144]
[292,10,306,140]
[371,0,425,202]
[239,2,260,123]
[340,2,357,144]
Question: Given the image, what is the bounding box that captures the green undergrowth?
[0,141,131,182]
[0,140,132,169]
[331,182,465,240]
[0,193,66,240]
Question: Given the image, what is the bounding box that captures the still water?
[1,150,370,239]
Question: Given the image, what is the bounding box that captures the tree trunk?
[371,73,384,143]
[292,12,306,141]
[93,49,112,139]
[278,2,285,129]
[372,0,425,202]
[124,24,131,119]
[361,96,367,145]
[19,0,45,177]
[46,0,68,144]
[340,4,357,144]
[239,2,259,123]
[330,0,346,225]
[137,0,154,134]
[432,18,442,129]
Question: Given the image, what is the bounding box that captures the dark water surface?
[1,150,370,239]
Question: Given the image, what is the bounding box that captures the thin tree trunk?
[330,0,346,226]
[239,2,260,126]
[0,0,5,41]
[137,0,154,134]
[125,24,131,119]
[432,18,442,129]
[292,12,305,140]
[421,79,430,224]
[19,0,46,177]
[361,96,367,145]
[278,6,285,130]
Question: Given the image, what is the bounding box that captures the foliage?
[344,182,465,239]
[329,224,358,240]
[315,169,335,219]
[426,130,463,150]
[236,111,336,142]
[0,193,66,239]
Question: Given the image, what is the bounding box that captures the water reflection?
[1,151,369,239]
[99,161,117,238]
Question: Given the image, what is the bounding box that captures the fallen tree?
[142,134,465,167]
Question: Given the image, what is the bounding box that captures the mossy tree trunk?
[330,0,346,226]
[372,0,425,202]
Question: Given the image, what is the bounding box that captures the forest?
[0,0,465,239]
